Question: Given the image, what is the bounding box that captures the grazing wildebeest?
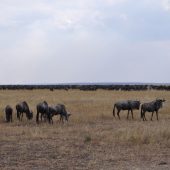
[48,104,71,124]
[36,101,50,123]
[16,101,33,121]
[141,99,165,121]
[113,100,140,120]
[5,105,13,122]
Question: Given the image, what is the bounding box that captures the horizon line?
[0,82,170,86]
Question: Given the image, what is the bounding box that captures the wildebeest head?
[63,112,71,121]
[162,99,166,102]
[27,110,33,120]
[66,113,71,121]
[155,99,165,109]
[135,101,140,109]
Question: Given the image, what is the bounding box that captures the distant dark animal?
[36,101,50,123]
[113,100,140,119]
[16,101,33,121]
[5,105,13,122]
[141,99,165,121]
[48,104,71,124]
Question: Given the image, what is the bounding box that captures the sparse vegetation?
[84,135,92,143]
[0,89,170,169]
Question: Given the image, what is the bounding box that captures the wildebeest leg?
[21,113,23,121]
[144,112,147,121]
[131,109,134,119]
[6,114,9,122]
[47,114,52,124]
[142,113,145,121]
[19,112,22,121]
[117,110,121,120]
[17,111,20,121]
[59,114,62,121]
[142,111,146,121]
[141,108,143,119]
[36,112,39,123]
[50,116,53,124]
[156,111,159,121]
[41,113,43,121]
[127,110,129,119]
[60,115,64,123]
[151,112,154,121]
[10,114,12,122]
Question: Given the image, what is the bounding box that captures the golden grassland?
[0,89,170,170]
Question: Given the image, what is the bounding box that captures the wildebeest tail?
[141,105,143,118]
[113,104,116,117]
[16,105,18,119]
[36,111,39,123]
[17,112,20,119]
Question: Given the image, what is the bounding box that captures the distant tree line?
[0,84,170,91]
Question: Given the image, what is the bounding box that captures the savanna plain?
[0,89,170,170]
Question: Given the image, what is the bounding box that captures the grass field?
[0,89,170,170]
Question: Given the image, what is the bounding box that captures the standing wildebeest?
[16,101,33,121]
[141,99,165,121]
[36,101,50,123]
[48,104,71,124]
[113,100,140,120]
[5,105,13,122]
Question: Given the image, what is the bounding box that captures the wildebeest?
[36,101,50,123]
[48,104,71,124]
[141,99,165,121]
[113,100,140,119]
[5,105,13,122]
[16,101,33,121]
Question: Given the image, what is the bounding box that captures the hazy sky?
[0,0,170,84]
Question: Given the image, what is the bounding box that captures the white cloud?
[103,0,127,5]
[120,13,128,21]
[162,0,170,11]
[0,1,106,31]
[0,0,170,83]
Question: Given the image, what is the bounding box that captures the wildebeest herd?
[4,98,165,123]
[113,99,165,121]
[5,101,71,124]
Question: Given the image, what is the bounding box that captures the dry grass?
[0,89,170,170]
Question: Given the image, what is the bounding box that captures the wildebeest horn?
[68,113,71,117]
